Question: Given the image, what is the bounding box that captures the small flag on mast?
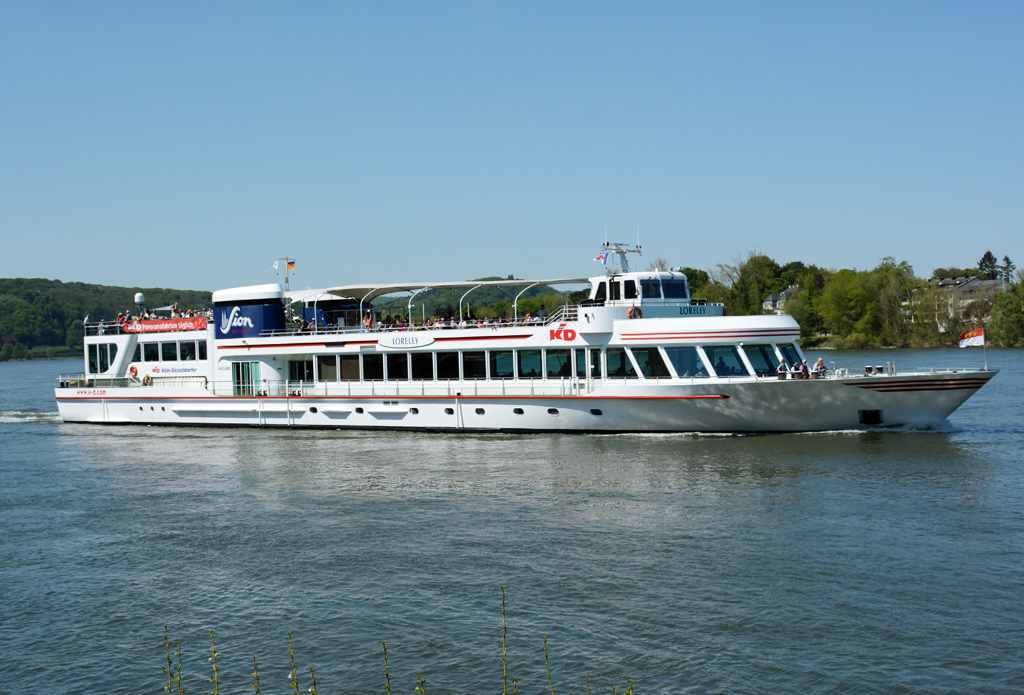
[271,261,279,271]
[594,253,607,265]
[959,328,984,347]
[287,261,296,271]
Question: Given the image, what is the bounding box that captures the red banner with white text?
[125,317,208,333]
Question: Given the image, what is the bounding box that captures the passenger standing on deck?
[776,359,788,379]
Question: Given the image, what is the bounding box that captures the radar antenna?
[599,242,643,273]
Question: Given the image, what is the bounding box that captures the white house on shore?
[763,286,802,314]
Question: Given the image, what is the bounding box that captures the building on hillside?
[923,276,1011,331]
[762,286,802,314]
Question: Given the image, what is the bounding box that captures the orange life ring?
[129,365,138,377]
[627,306,642,319]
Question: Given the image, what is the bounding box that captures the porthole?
[475,408,485,415]
[355,407,364,414]
[309,406,318,414]
[513,408,524,415]
[409,407,419,414]
[590,409,603,416]
[547,408,559,416]
[150,406,154,411]
[161,406,165,411]
[445,408,454,415]
[139,406,143,411]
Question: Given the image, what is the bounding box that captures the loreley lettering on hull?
[378,334,435,349]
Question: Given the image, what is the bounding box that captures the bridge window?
[363,354,384,381]
[779,343,802,368]
[593,282,607,303]
[629,347,671,378]
[463,351,486,379]
[546,349,571,378]
[640,279,662,299]
[386,353,408,381]
[161,342,177,362]
[490,350,514,379]
[743,344,780,376]
[663,280,688,299]
[605,348,638,378]
[517,349,542,379]
[143,343,159,362]
[703,346,749,377]
[317,355,338,381]
[623,280,637,300]
[609,282,622,301]
[663,346,709,378]
[437,351,459,380]
[411,352,434,380]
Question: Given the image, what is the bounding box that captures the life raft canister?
[129,365,138,378]
[628,306,642,319]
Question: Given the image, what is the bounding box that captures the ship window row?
[131,340,208,363]
[285,343,801,382]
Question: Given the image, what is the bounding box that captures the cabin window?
[490,350,514,379]
[437,351,459,380]
[517,349,542,379]
[605,348,638,378]
[289,360,314,382]
[363,354,384,381]
[463,351,486,379]
[198,341,207,360]
[411,352,434,380]
[546,349,571,378]
[386,353,408,381]
[88,344,99,373]
[574,348,587,378]
[663,346,710,378]
[640,279,662,299]
[629,347,671,378]
[179,341,196,361]
[590,349,602,378]
[743,344,780,376]
[779,343,802,369]
[593,282,607,303]
[663,280,688,299]
[161,342,178,362]
[143,343,159,362]
[317,355,338,382]
[703,346,749,377]
[132,344,141,363]
[340,355,360,381]
[609,282,622,301]
[623,280,637,300]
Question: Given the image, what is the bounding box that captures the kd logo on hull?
[549,323,577,341]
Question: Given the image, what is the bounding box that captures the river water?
[1,349,1022,694]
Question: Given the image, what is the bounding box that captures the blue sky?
[1,2,1021,291]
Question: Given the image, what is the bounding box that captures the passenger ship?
[56,245,996,433]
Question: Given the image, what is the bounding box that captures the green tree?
[978,251,999,280]
[816,269,874,336]
[988,291,1024,346]
[1001,256,1016,284]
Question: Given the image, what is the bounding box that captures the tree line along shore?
[2,251,1022,361]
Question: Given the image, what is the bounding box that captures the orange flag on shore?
[959,328,984,347]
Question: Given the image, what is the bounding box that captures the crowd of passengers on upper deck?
[292,306,554,334]
[84,305,213,336]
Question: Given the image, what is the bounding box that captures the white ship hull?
[56,371,994,433]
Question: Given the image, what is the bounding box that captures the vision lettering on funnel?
[220,307,254,333]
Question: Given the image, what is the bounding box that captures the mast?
[600,242,643,273]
